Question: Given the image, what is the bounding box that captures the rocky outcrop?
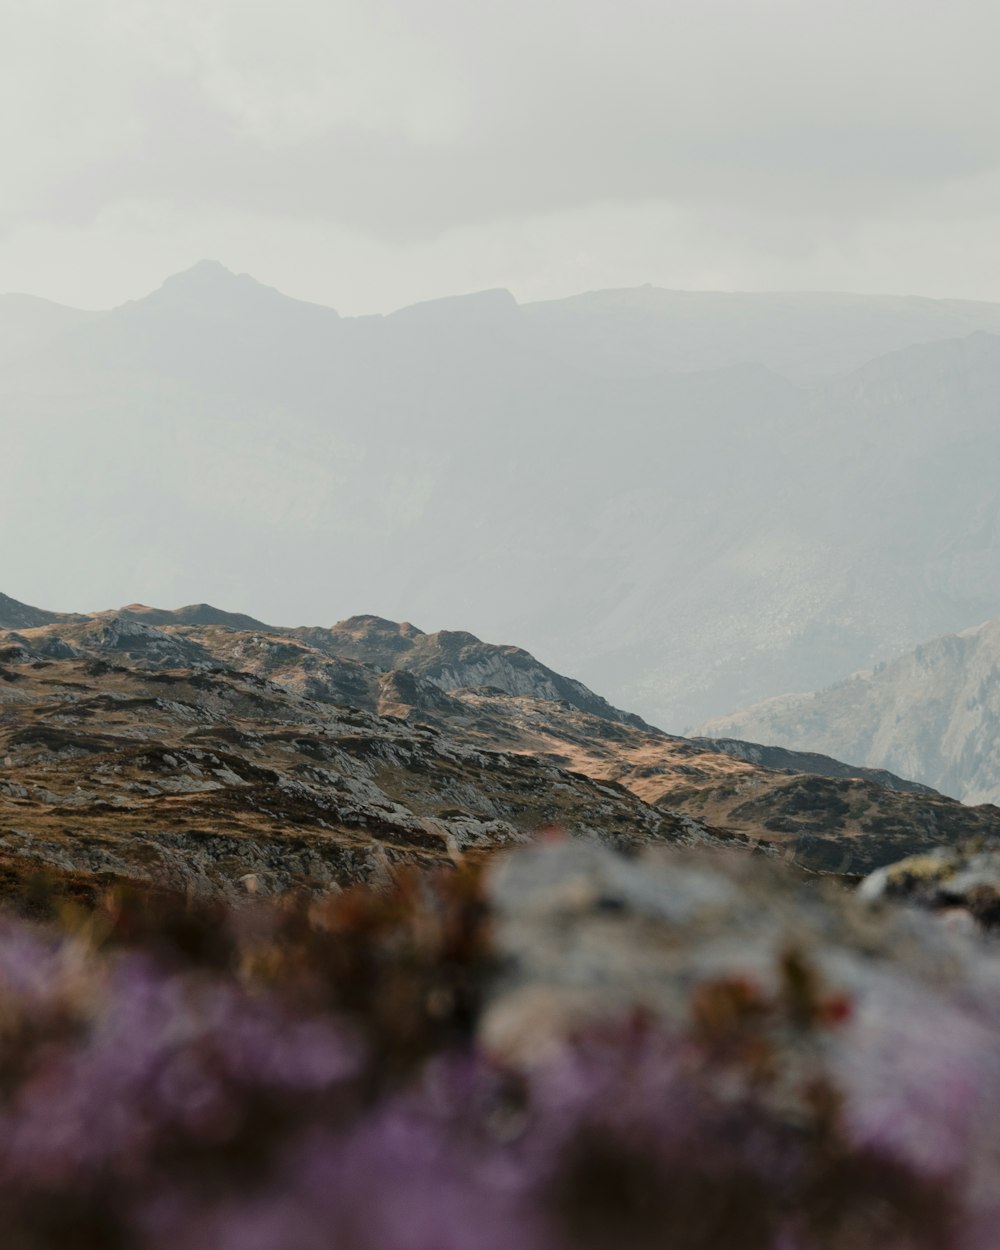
[298,616,655,730]
[476,838,1000,1246]
[484,837,1000,1046]
[0,641,716,898]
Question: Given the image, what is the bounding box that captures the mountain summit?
[142,260,340,319]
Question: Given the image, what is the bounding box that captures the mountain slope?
[0,592,85,630]
[0,293,98,366]
[699,617,1000,806]
[446,688,994,875]
[686,736,932,794]
[294,615,655,729]
[1,591,932,785]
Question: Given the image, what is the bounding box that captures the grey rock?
[481,840,1000,1078]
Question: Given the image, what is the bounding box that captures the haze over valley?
[7,263,1000,736]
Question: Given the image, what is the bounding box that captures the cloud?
[3,0,1000,308]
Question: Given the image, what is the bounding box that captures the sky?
[4,0,1000,314]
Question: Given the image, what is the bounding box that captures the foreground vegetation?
[0,849,992,1250]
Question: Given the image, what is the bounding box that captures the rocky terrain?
[116,607,656,730]
[0,644,694,900]
[4,592,1000,897]
[700,615,1000,806]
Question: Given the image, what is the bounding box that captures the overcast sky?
[4,0,1000,313]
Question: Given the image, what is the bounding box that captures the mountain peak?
[130,262,340,321]
[154,260,266,300]
[171,259,247,282]
[333,615,426,636]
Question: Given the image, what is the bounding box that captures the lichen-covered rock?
[860,845,1000,929]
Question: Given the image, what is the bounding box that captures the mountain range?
[701,614,1000,807]
[8,264,1000,730]
[3,590,998,898]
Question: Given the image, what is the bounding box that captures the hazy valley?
[8,265,1000,733]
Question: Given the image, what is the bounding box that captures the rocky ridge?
[0,645,697,899]
[118,607,655,730]
[4,593,1000,895]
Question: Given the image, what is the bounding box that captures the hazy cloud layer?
[4,1,1000,310]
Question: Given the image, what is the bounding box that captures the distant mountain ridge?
[0,293,98,367]
[523,285,1000,379]
[699,617,1000,807]
[16,265,1000,377]
[10,264,1000,729]
[113,602,274,632]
